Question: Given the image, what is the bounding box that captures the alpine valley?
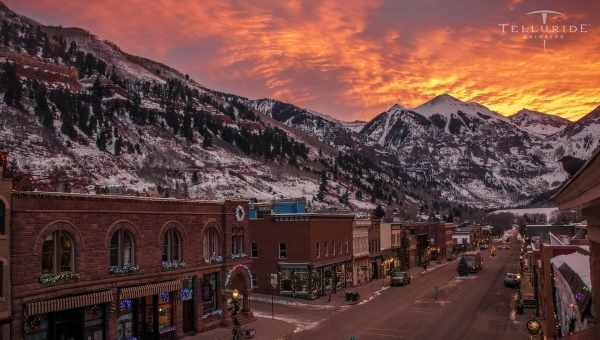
[0,2,598,214]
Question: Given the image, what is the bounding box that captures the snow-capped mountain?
[358,95,600,207]
[510,109,570,137]
[554,105,600,160]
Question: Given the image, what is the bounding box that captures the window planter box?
[230,253,248,260]
[161,260,186,271]
[109,264,140,275]
[204,256,223,264]
[39,271,80,285]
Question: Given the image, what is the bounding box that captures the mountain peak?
[510,108,570,136]
[430,93,464,104]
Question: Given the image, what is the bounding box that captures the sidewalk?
[183,317,295,340]
[250,260,455,309]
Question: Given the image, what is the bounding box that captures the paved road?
[263,241,526,340]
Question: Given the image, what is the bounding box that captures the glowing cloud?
[6,0,600,121]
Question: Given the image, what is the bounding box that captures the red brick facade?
[5,191,253,339]
[249,213,354,298]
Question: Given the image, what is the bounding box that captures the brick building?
[0,161,254,339]
[249,212,354,299]
[352,219,371,286]
[534,243,588,337]
[553,148,600,339]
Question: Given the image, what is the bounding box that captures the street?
[253,241,527,340]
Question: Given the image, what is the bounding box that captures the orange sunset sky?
[7,0,600,122]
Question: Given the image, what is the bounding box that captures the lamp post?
[231,289,242,340]
[526,319,541,340]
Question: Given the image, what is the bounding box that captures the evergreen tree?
[373,204,385,219]
[339,191,349,205]
[114,136,123,156]
[202,133,213,149]
[96,130,107,151]
[33,83,53,129]
[2,62,21,107]
[182,112,193,141]
[355,190,363,201]
[316,172,328,201]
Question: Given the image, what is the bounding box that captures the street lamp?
[231,289,242,340]
[526,319,541,339]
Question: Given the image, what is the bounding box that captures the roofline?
[552,146,600,201]
[271,212,355,218]
[12,190,247,204]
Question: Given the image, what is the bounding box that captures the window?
[324,241,328,257]
[316,242,320,258]
[202,272,219,314]
[0,200,5,234]
[110,229,135,267]
[162,228,182,262]
[251,241,258,257]
[338,240,342,255]
[279,243,287,259]
[231,227,244,255]
[42,230,75,273]
[0,261,3,298]
[203,227,220,262]
[345,240,349,255]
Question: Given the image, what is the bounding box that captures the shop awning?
[120,280,182,300]
[26,290,113,316]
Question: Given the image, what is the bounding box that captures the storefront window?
[84,305,105,340]
[280,270,292,293]
[24,315,49,340]
[311,270,322,297]
[202,272,219,314]
[117,299,134,340]
[336,264,345,290]
[294,271,309,294]
[158,292,173,333]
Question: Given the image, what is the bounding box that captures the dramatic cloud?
[7,0,600,121]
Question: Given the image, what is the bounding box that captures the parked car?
[504,273,521,288]
[462,251,482,273]
[390,270,411,286]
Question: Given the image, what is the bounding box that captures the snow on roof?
[551,252,591,288]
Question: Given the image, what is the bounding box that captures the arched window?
[42,230,75,273]
[203,228,220,262]
[231,227,244,256]
[110,229,135,266]
[162,228,182,262]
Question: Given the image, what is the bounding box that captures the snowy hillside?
[0,2,598,211]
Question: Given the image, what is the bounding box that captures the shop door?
[182,278,195,334]
[53,309,84,340]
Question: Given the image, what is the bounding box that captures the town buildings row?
[248,199,493,299]
[0,151,498,339]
